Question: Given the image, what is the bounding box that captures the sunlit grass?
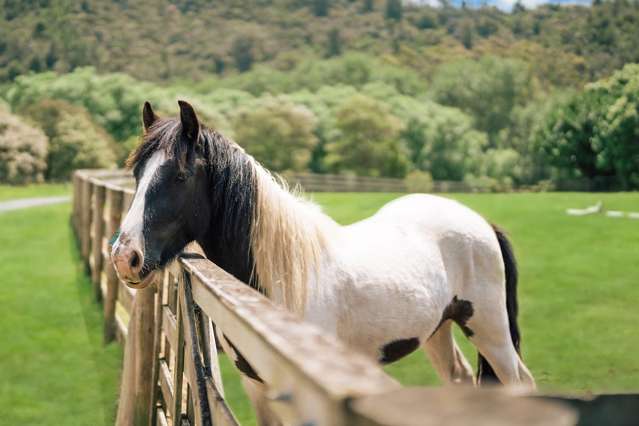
[0,183,71,202]
[1,189,637,425]
[0,202,122,425]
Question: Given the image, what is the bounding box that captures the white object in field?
[628,212,639,219]
[566,201,602,216]
[606,210,625,218]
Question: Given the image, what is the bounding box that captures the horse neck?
[251,165,336,314]
[196,144,257,287]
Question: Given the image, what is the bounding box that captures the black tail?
[477,225,521,385]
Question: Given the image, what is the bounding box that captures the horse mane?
[251,165,333,314]
[127,117,332,314]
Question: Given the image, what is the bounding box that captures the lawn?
[0,200,122,425]
[0,183,71,202]
[1,188,637,425]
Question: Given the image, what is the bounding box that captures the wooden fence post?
[116,284,157,426]
[72,171,81,234]
[90,181,106,300]
[80,176,93,264]
[104,186,124,343]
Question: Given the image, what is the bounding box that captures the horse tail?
[477,224,521,385]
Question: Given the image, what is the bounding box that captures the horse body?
[305,194,504,365]
[112,101,535,426]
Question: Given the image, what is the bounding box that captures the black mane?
[128,118,258,287]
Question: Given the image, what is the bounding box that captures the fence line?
[71,169,483,194]
[72,168,633,426]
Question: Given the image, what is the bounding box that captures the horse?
[111,101,535,424]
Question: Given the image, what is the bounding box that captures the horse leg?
[465,296,535,388]
[423,320,474,385]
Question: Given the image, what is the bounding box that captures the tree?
[324,94,409,177]
[232,98,318,172]
[461,22,474,49]
[430,56,534,145]
[313,0,330,17]
[231,36,254,72]
[385,0,402,21]
[537,64,639,189]
[326,28,342,57]
[21,100,116,179]
[0,106,48,184]
[409,108,487,181]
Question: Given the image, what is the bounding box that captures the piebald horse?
[112,101,535,424]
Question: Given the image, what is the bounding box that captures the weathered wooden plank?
[159,360,175,421]
[181,257,399,426]
[118,282,134,315]
[90,181,106,300]
[198,313,225,398]
[204,379,239,426]
[172,275,185,426]
[103,185,123,343]
[178,272,211,426]
[163,306,178,351]
[115,301,129,343]
[150,272,167,426]
[80,176,93,262]
[115,282,157,426]
[349,387,577,426]
[157,408,169,426]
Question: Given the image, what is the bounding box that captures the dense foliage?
[20,100,116,179]
[537,64,639,190]
[1,1,638,189]
[1,0,639,86]
[0,106,48,184]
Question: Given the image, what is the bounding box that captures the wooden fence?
[71,169,480,195]
[72,169,636,426]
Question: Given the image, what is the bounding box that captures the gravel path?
[0,196,71,213]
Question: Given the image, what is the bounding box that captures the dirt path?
[0,196,70,213]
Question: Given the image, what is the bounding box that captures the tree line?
[2,57,638,189]
[1,0,639,87]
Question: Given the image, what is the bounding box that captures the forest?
[1,0,638,189]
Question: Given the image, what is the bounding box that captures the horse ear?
[142,101,158,132]
[178,100,199,141]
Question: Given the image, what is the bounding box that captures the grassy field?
[0,198,122,425]
[0,183,71,201]
[1,186,637,425]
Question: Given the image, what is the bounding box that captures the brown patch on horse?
[431,296,475,338]
[379,337,420,364]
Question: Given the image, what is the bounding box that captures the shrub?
[430,56,535,143]
[21,100,116,179]
[537,64,639,189]
[232,97,318,172]
[0,108,48,184]
[324,94,409,177]
[480,148,522,189]
[405,170,434,193]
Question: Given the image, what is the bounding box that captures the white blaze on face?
[114,151,166,253]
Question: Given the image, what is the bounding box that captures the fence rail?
[70,169,483,195]
[72,169,635,426]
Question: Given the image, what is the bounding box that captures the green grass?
[1,189,637,426]
[0,201,122,425]
[0,183,71,202]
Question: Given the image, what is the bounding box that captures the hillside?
[2,0,639,86]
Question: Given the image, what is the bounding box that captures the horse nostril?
[129,250,141,270]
